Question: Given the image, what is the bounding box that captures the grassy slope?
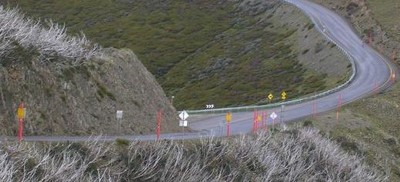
[367,0,400,41]
[6,0,347,110]
[7,0,234,77]
[305,0,400,180]
[165,2,350,109]
[295,86,400,181]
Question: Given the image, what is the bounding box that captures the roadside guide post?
[157,110,163,140]
[263,111,267,129]
[257,113,262,131]
[336,94,342,122]
[17,102,25,142]
[226,112,232,137]
[253,110,257,133]
[312,101,317,118]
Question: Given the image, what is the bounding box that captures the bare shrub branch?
[0,128,388,181]
[0,6,102,65]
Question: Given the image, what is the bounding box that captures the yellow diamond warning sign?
[281,91,287,100]
[268,93,273,101]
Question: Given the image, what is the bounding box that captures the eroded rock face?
[0,48,179,136]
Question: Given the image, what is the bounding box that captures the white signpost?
[270,112,277,126]
[179,111,189,132]
[116,110,123,134]
[116,110,123,119]
[270,112,277,120]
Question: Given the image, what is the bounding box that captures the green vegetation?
[95,80,116,101]
[366,0,400,41]
[7,0,236,77]
[164,21,326,109]
[6,0,332,110]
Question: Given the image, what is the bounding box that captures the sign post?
[17,102,25,142]
[226,112,232,137]
[280,105,285,123]
[116,110,123,135]
[179,110,189,134]
[270,112,277,129]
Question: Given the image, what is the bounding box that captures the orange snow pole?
[17,102,25,142]
[156,110,162,140]
[336,94,342,122]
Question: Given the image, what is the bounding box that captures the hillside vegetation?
[0,7,179,136]
[6,0,350,110]
[0,128,386,181]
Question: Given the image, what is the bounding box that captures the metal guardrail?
[183,0,357,115]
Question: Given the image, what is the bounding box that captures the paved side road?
[6,0,397,142]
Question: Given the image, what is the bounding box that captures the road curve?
[3,0,397,142]
[189,0,397,136]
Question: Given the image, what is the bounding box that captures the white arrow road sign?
[270,112,277,120]
[179,110,189,120]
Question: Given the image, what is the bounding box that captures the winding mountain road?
[5,0,397,142]
[189,0,398,136]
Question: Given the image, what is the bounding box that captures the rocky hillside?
[0,7,179,136]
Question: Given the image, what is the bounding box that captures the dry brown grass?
[0,128,387,181]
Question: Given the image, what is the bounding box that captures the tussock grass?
[0,128,387,181]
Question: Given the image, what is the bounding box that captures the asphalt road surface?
[4,0,397,142]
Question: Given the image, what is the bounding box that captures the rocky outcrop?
[0,48,179,136]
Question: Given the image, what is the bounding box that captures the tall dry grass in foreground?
[0,6,101,64]
[0,128,388,181]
